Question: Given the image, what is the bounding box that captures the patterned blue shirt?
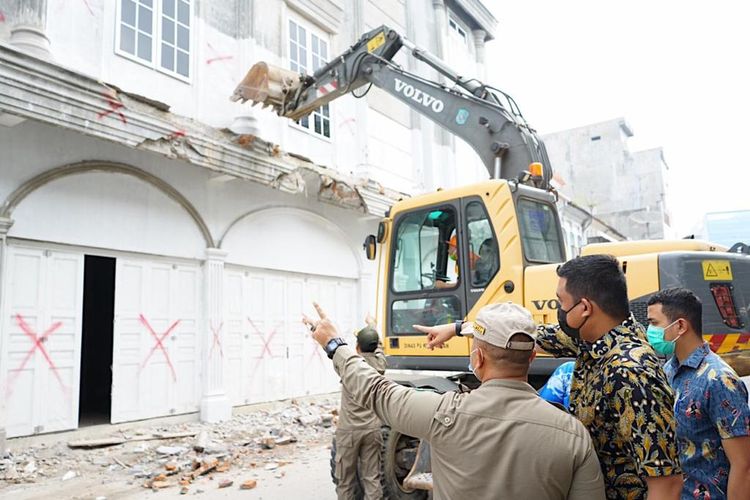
[664,342,750,500]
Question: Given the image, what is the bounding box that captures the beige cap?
[461,302,537,350]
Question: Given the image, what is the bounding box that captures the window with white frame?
[118,0,191,79]
[448,16,468,45]
[288,18,331,138]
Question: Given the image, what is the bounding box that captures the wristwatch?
[325,337,348,359]
[455,320,465,337]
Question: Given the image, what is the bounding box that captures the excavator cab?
[380,180,565,371]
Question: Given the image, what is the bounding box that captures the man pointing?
[303,301,604,500]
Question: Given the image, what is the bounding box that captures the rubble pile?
[0,397,338,495]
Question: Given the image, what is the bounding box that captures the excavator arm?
[231,25,552,186]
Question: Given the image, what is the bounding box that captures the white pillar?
[472,29,487,79]
[9,0,52,59]
[0,216,14,453]
[200,248,231,422]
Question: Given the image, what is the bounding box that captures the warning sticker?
[702,260,733,281]
[367,32,386,53]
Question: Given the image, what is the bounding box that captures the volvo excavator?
[233,25,750,499]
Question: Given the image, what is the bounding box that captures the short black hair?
[647,288,703,335]
[356,326,379,353]
[557,254,629,320]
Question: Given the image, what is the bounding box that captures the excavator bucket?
[230,62,301,115]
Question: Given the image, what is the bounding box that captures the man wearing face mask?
[647,288,750,500]
[305,301,605,500]
[416,254,683,500]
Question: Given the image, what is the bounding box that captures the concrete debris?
[193,430,209,453]
[218,479,233,488]
[22,460,36,474]
[240,479,258,490]
[156,446,188,456]
[0,397,338,493]
[260,437,276,450]
[296,415,321,426]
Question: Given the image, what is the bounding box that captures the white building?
[544,118,672,240]
[0,0,495,441]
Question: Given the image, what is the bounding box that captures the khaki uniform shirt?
[337,348,386,431]
[333,345,605,500]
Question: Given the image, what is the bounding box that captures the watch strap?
[326,337,347,359]
[455,320,465,337]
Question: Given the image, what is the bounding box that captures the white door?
[224,266,359,406]
[111,257,201,423]
[2,245,84,437]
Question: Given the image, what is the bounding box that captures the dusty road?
[0,397,340,500]
[1,443,336,500]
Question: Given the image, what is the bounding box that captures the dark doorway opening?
[79,255,116,426]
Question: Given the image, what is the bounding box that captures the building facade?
[0,0,496,440]
[543,118,672,241]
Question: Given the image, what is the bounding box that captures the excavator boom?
[232,25,552,186]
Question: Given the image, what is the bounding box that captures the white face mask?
[469,348,480,381]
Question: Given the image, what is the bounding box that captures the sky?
[482,0,750,236]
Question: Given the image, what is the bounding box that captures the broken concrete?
[0,397,339,496]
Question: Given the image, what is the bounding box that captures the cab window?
[391,297,462,334]
[392,207,458,292]
[517,198,564,263]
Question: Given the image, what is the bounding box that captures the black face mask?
[557,300,588,340]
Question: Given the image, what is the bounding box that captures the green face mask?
[646,320,679,356]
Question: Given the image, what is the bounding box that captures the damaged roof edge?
[0,43,404,218]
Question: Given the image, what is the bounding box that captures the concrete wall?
[0,0,494,197]
[543,118,671,240]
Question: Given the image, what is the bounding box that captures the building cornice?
[453,0,497,40]
[0,42,401,217]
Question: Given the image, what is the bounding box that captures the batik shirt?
[537,317,682,500]
[664,342,750,500]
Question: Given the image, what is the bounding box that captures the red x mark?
[210,321,224,359]
[205,42,234,65]
[97,90,127,124]
[6,314,67,397]
[206,55,234,65]
[306,339,324,367]
[81,0,94,16]
[247,318,281,359]
[139,314,180,382]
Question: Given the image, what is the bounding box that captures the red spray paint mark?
[247,317,279,359]
[139,314,180,382]
[0,11,6,23]
[306,339,324,366]
[246,318,283,382]
[6,314,66,397]
[81,0,95,16]
[206,55,234,65]
[210,321,224,359]
[166,129,186,140]
[97,90,127,124]
[205,42,234,65]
